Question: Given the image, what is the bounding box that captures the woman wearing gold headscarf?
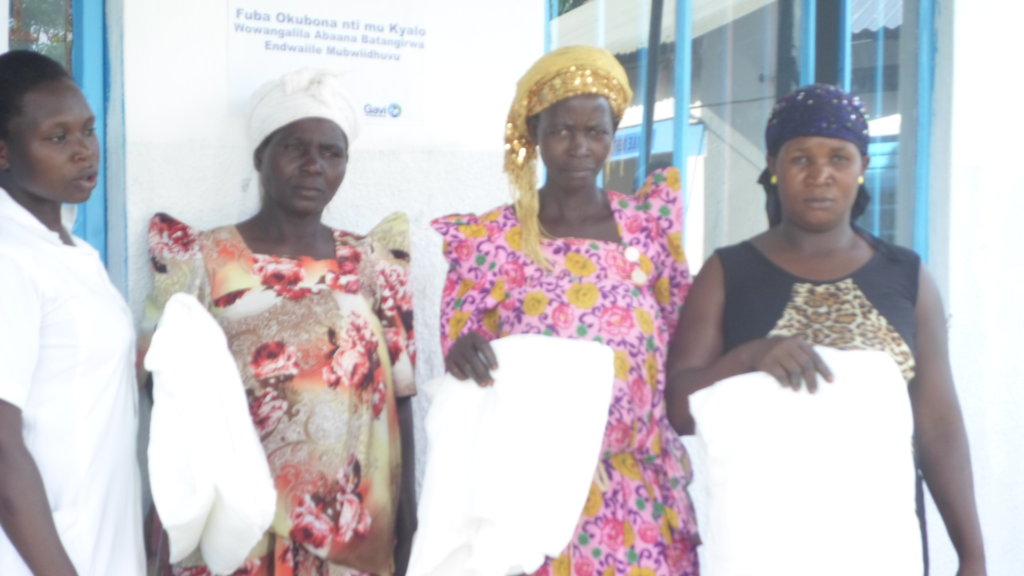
[432,46,700,575]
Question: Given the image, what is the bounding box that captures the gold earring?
[770,174,778,186]
[857,176,865,185]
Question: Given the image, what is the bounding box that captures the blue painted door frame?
[70,0,107,262]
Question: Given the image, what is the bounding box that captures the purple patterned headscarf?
[764,84,870,157]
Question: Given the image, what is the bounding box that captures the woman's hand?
[445,331,498,386]
[746,336,833,392]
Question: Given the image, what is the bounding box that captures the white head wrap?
[247,68,360,153]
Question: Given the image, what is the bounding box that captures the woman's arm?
[664,254,832,434]
[910,266,985,575]
[438,258,499,386]
[664,254,732,434]
[432,212,505,386]
[0,401,78,576]
[393,396,417,576]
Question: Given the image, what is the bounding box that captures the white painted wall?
[109,0,545,496]
[0,2,8,52]
[934,1,1024,573]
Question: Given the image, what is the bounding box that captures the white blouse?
[0,190,145,576]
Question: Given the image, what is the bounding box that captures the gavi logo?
[363,103,403,118]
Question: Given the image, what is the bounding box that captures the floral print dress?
[432,168,700,576]
[143,213,416,576]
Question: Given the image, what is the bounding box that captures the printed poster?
[228,0,428,147]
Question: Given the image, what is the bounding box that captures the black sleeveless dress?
[718,231,919,381]
[716,230,930,573]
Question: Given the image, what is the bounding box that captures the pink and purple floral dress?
[143,213,415,576]
[432,168,700,576]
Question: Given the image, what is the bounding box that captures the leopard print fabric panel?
[767,278,915,382]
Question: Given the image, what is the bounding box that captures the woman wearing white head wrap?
[141,69,418,576]
[247,68,360,155]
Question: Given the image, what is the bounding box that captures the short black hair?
[0,50,72,139]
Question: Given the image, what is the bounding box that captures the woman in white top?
[0,50,145,576]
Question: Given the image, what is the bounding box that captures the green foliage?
[8,0,72,67]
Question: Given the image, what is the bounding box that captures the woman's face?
[255,117,348,217]
[0,79,98,207]
[769,136,869,232]
[533,94,615,192]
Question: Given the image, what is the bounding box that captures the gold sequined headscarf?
[504,45,633,268]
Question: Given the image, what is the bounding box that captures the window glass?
[689,0,782,262]
[549,0,922,267]
[848,0,904,243]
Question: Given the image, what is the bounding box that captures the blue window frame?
[71,0,108,262]
[912,0,934,262]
